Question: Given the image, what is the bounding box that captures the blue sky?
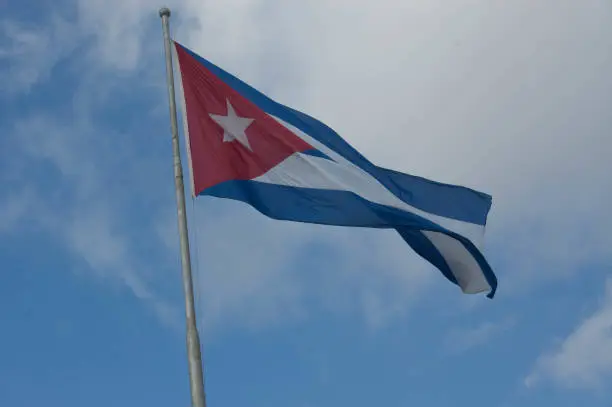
[1,1,611,406]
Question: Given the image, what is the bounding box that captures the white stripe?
[255,117,485,249]
[422,231,491,293]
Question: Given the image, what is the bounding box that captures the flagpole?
[159,7,207,407]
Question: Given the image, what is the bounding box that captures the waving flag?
[172,41,497,298]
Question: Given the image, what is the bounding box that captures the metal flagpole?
[159,7,207,407]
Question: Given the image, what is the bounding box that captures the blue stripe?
[202,180,497,298]
[176,42,493,226]
[376,167,492,225]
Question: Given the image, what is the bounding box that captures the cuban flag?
[172,41,498,298]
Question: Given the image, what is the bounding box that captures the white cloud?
[184,201,311,332]
[75,0,155,71]
[0,16,77,93]
[5,112,180,328]
[155,196,434,334]
[0,188,33,233]
[445,317,516,354]
[525,279,612,389]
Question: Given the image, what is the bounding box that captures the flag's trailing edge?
[172,40,498,298]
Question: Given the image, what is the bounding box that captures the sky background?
[1,0,611,406]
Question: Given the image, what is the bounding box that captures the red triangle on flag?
[174,43,313,195]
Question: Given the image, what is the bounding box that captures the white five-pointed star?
[209,100,255,151]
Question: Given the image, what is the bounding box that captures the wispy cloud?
[0,16,77,93]
[445,317,516,354]
[0,188,33,233]
[4,109,181,328]
[155,198,435,334]
[525,279,612,390]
